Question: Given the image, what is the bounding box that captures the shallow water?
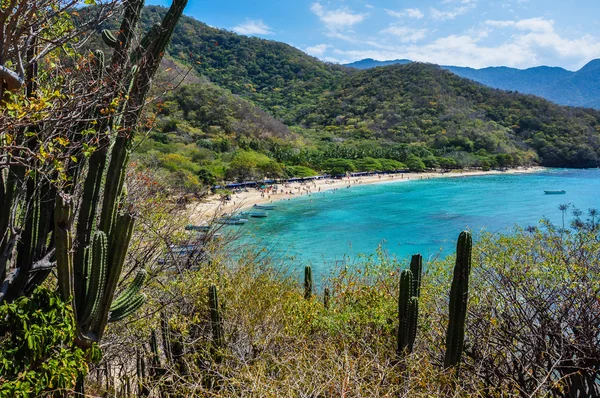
[233,169,600,280]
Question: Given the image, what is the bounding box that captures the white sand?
[189,167,545,224]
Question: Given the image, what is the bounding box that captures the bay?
[234,169,600,280]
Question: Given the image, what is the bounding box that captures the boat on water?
[185,224,210,232]
[240,211,268,218]
[254,204,276,210]
[544,190,566,195]
[216,218,248,225]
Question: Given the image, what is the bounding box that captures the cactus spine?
[410,254,423,298]
[397,269,414,356]
[444,231,473,369]
[304,265,313,300]
[209,284,224,357]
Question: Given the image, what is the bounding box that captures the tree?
[322,158,356,176]
[405,154,426,172]
[354,157,382,172]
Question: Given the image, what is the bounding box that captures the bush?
[0,288,100,397]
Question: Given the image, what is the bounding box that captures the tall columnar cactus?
[160,311,174,364]
[407,297,419,353]
[323,287,331,310]
[397,269,414,356]
[304,265,313,300]
[444,231,473,369]
[410,254,423,298]
[0,1,189,358]
[149,329,162,371]
[209,284,224,359]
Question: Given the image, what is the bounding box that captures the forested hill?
[299,63,600,168]
[88,6,600,191]
[346,58,600,110]
[139,6,349,124]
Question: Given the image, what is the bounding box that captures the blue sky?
[147,0,600,70]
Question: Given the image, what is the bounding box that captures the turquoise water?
[235,169,600,279]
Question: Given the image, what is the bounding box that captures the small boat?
[544,190,566,195]
[216,218,248,225]
[254,204,276,210]
[240,211,268,218]
[185,224,210,232]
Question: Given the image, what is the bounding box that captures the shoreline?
[189,167,546,224]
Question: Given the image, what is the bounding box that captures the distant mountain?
[344,59,600,109]
[344,58,412,69]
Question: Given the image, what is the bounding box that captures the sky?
[147,0,600,71]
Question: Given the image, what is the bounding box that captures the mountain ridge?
[344,58,600,109]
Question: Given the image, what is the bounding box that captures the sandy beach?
[189,167,545,224]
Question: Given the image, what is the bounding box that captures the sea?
[233,169,600,280]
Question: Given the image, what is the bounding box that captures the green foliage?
[353,157,382,172]
[285,165,318,178]
[405,154,426,172]
[0,288,99,397]
[322,158,356,175]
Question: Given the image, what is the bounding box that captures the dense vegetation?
[3,2,600,396]
[88,214,600,397]
[112,6,600,193]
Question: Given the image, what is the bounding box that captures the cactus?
[209,284,224,354]
[324,287,330,309]
[397,269,414,356]
[80,231,108,326]
[160,311,174,363]
[410,254,423,298]
[108,293,146,322]
[444,231,473,369]
[149,329,161,369]
[304,265,313,300]
[110,269,146,311]
[101,29,118,48]
[407,297,419,353]
[1,1,189,363]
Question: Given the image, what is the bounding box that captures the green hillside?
[299,63,600,168]
[140,6,349,124]
[96,6,600,191]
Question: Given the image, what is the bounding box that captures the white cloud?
[486,17,554,33]
[326,16,600,71]
[430,4,475,20]
[386,8,424,19]
[232,19,273,36]
[310,2,367,31]
[442,0,478,3]
[381,26,428,43]
[305,44,330,56]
